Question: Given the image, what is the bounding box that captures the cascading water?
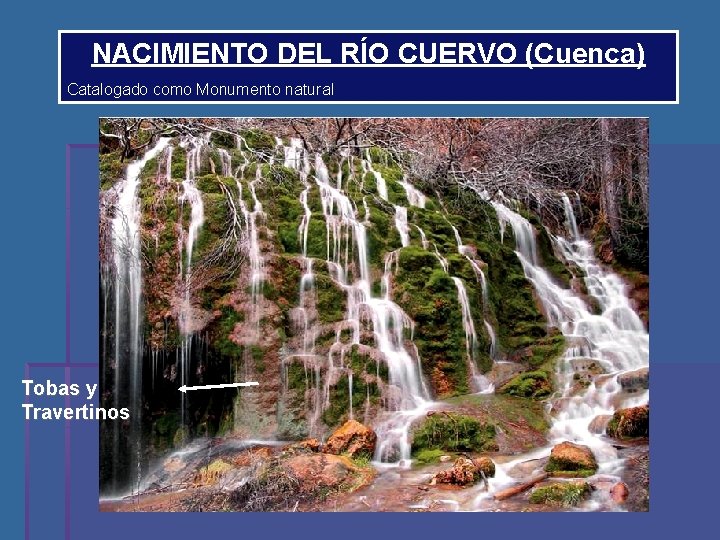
[394,205,411,247]
[399,179,426,208]
[445,219,496,390]
[107,137,170,493]
[235,162,266,342]
[178,136,207,430]
[473,194,649,508]
[313,153,432,465]
[452,277,493,393]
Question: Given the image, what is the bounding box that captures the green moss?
[500,371,552,399]
[413,448,445,464]
[392,247,489,396]
[152,411,180,452]
[314,271,346,324]
[170,145,187,179]
[545,454,598,476]
[285,362,308,392]
[348,345,389,380]
[305,218,328,259]
[321,371,378,429]
[215,306,244,358]
[278,223,300,254]
[446,393,550,433]
[398,246,441,274]
[99,150,124,190]
[529,482,591,507]
[240,129,276,153]
[527,330,565,369]
[210,131,237,149]
[411,414,496,454]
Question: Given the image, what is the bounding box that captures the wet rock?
[324,419,377,458]
[284,453,359,493]
[606,405,649,439]
[617,368,649,392]
[439,455,453,463]
[529,481,592,507]
[569,358,606,394]
[588,415,612,434]
[432,457,478,486]
[286,438,321,453]
[546,441,598,477]
[193,459,234,486]
[472,457,496,478]
[611,481,629,503]
[488,361,525,388]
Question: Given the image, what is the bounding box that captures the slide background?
[3,1,717,538]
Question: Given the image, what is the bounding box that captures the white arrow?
[178,382,259,393]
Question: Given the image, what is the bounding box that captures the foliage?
[529,482,591,507]
[411,414,497,454]
[413,448,445,464]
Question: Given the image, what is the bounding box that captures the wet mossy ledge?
[100,125,583,450]
[411,413,498,455]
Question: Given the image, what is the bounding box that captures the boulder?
[611,481,629,503]
[617,368,649,392]
[286,438,321,453]
[472,457,496,478]
[529,481,592,507]
[324,419,377,458]
[588,415,612,434]
[284,453,359,493]
[432,457,478,486]
[546,441,598,476]
[606,405,649,439]
[193,459,234,486]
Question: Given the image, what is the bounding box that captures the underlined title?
[58,30,679,104]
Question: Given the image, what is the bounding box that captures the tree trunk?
[600,119,621,246]
[493,473,549,501]
[636,119,650,216]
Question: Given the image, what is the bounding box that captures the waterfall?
[279,139,325,435]
[446,219,500,373]
[313,153,431,464]
[490,195,649,474]
[561,192,580,240]
[366,153,388,201]
[399,179,426,208]
[235,163,266,340]
[453,277,493,394]
[108,137,170,493]
[394,206,411,247]
[178,136,207,430]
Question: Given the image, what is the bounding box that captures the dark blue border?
[59,31,677,103]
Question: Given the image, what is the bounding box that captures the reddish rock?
[286,438,321,453]
[323,419,377,458]
[606,405,649,439]
[284,453,359,493]
[432,457,478,486]
[611,481,629,503]
[546,441,598,475]
[472,457,496,478]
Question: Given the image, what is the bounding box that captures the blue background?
[2,1,718,538]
